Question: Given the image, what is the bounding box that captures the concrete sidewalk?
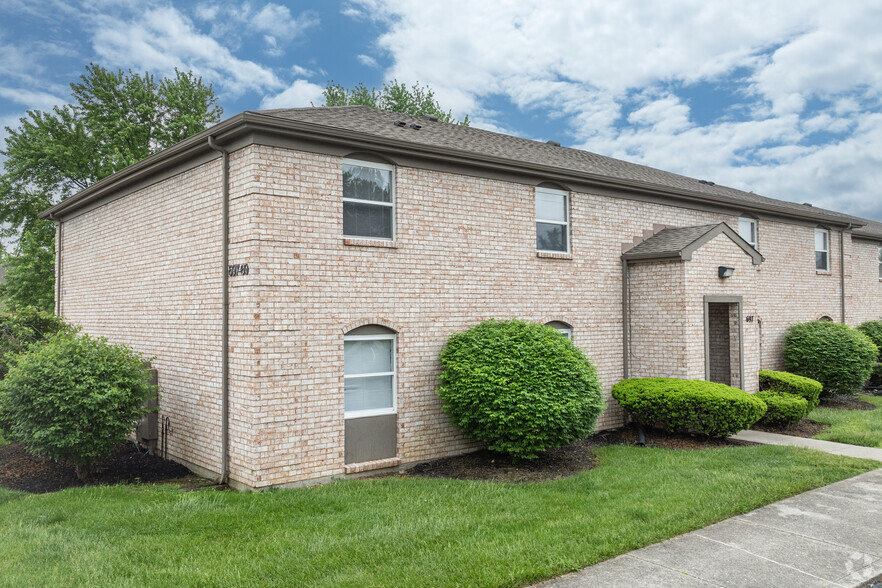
[732,430,882,461]
[537,463,882,587]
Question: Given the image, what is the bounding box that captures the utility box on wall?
[135,368,159,454]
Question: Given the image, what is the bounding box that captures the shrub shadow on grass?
[403,424,755,483]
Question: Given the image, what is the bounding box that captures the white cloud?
[352,0,882,220]
[88,6,281,96]
[0,88,67,111]
[291,65,317,77]
[260,80,325,109]
[357,54,379,68]
[251,5,319,41]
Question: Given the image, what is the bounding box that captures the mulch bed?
[752,418,829,438]
[404,424,754,483]
[0,441,201,494]
[820,395,877,410]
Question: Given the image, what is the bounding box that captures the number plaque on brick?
[228,263,249,277]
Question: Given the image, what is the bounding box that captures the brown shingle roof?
[256,105,863,226]
[622,222,763,265]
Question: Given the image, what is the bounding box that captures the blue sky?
[2,1,882,221]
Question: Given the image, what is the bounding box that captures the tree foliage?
[0,64,223,310]
[322,79,469,125]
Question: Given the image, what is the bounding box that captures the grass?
[0,445,875,588]
[809,395,882,448]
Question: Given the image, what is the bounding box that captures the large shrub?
[783,321,877,395]
[758,370,822,409]
[0,306,70,379]
[755,390,810,427]
[857,320,882,386]
[437,319,604,459]
[0,332,157,478]
[611,378,767,437]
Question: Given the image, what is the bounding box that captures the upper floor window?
[344,325,396,418]
[878,247,882,279]
[535,187,569,253]
[815,228,829,271]
[738,217,758,250]
[342,159,394,240]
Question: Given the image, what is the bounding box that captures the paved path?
[537,436,882,588]
[732,430,882,461]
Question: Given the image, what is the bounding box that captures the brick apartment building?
[41,106,882,489]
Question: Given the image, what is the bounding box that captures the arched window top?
[346,324,397,336]
[818,315,834,322]
[343,151,397,166]
[545,321,573,339]
[536,180,571,193]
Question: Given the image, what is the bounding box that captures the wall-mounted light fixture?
[718,266,735,279]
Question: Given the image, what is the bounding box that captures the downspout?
[55,220,63,316]
[840,225,852,324]
[207,136,230,485]
[621,258,630,380]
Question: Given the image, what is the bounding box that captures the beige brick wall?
[57,141,879,488]
[59,159,225,478]
[847,239,882,326]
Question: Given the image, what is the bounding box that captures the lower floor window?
[344,331,396,418]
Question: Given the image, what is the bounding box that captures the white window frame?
[343,333,397,419]
[535,187,570,254]
[342,158,396,241]
[738,217,758,250]
[815,228,830,271]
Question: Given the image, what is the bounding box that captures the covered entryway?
[622,222,762,392]
[704,296,743,388]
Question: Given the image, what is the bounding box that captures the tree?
[0,64,223,310]
[321,80,469,125]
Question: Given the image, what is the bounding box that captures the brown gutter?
[207,135,230,485]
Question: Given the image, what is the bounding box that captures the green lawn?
[0,445,875,588]
[809,395,882,448]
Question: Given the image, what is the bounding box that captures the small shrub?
[783,321,877,396]
[437,319,604,459]
[0,332,157,479]
[0,306,71,379]
[758,370,822,409]
[755,390,810,426]
[857,321,882,386]
[611,378,767,437]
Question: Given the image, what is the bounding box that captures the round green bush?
[857,321,882,386]
[0,332,157,479]
[755,390,810,426]
[611,378,767,437]
[758,370,822,409]
[783,321,878,396]
[437,319,604,459]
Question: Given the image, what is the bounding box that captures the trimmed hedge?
[0,332,157,479]
[857,320,882,386]
[611,378,767,437]
[437,319,604,459]
[758,370,822,409]
[783,321,878,395]
[755,390,810,426]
